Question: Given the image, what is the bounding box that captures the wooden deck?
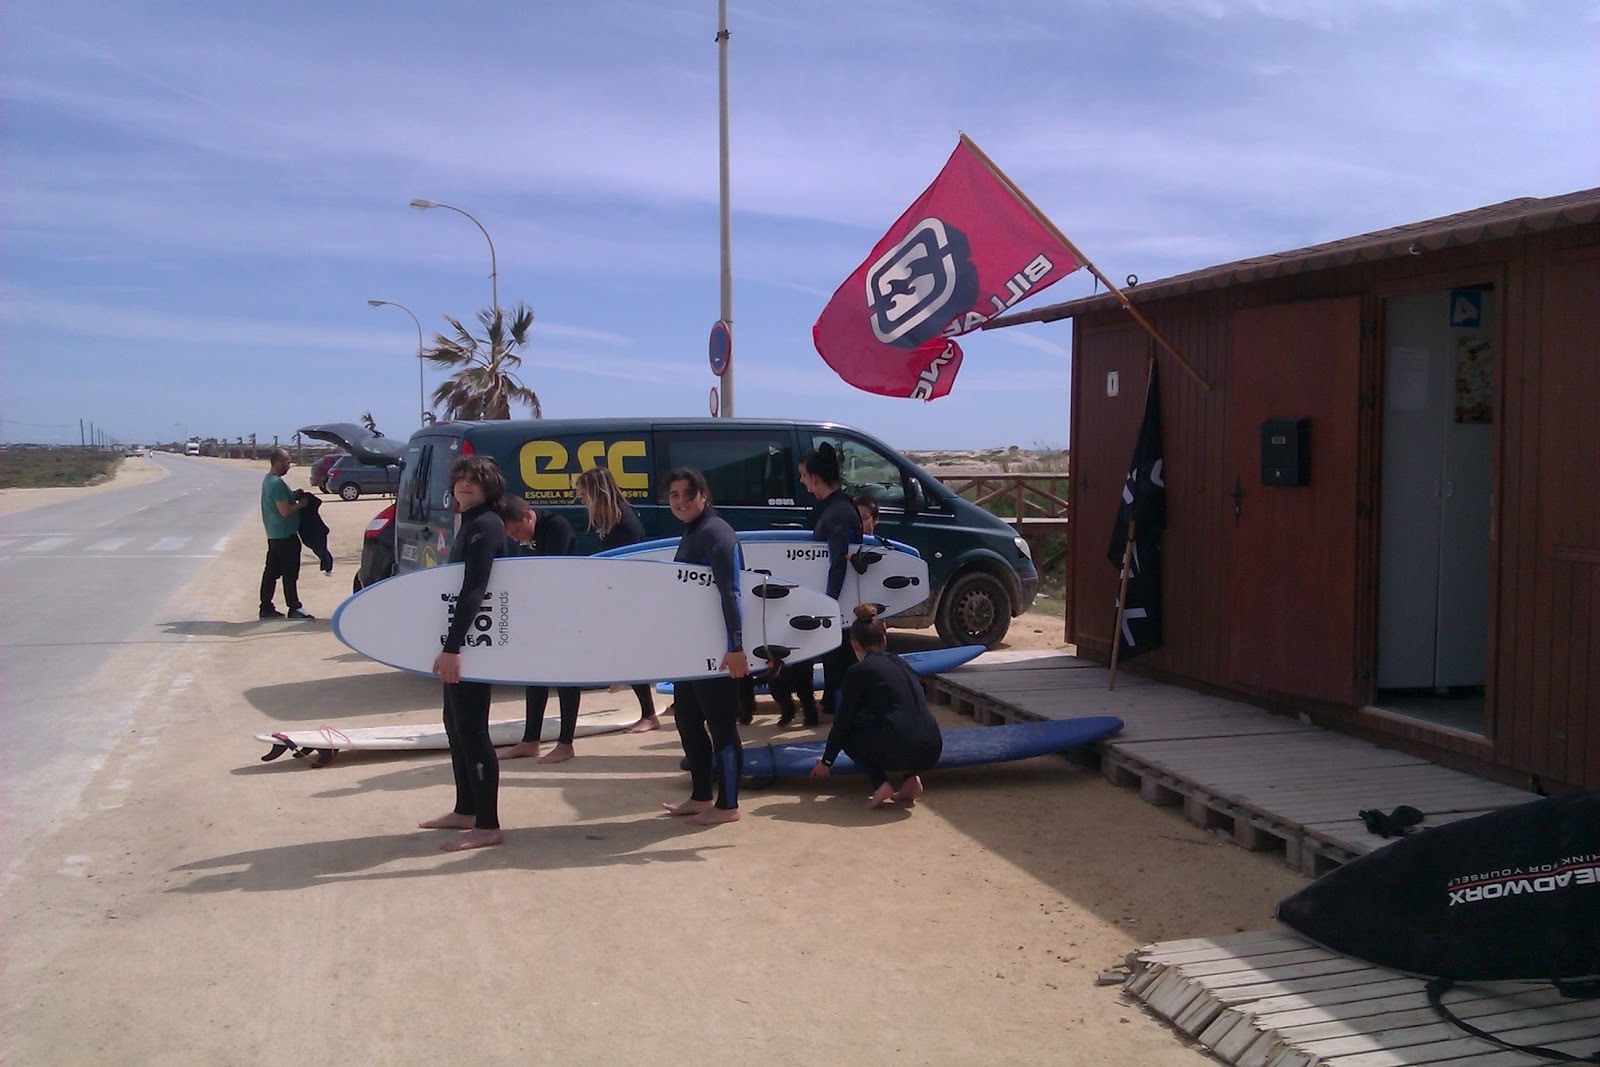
[921,653,1594,1065]
[1124,931,1599,1066]
[922,652,1535,876]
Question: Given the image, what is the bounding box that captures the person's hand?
[722,649,749,679]
[433,651,461,684]
[809,759,830,778]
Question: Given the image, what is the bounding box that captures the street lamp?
[368,299,426,425]
[408,198,498,316]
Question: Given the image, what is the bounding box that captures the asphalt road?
[0,453,268,883]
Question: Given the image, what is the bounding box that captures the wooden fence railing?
[937,473,1071,575]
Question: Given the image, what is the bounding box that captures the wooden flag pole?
[1108,519,1135,691]
[958,132,1211,392]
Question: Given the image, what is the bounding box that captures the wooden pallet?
[922,655,1535,875]
[1126,931,1600,1066]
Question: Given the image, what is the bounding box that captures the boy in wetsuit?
[660,467,749,827]
[417,455,506,851]
[493,496,584,764]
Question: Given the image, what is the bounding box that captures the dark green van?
[391,418,1037,646]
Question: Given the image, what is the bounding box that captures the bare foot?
[865,783,896,809]
[419,812,475,830]
[892,775,924,807]
[440,828,502,851]
[497,740,540,761]
[662,798,715,817]
[624,716,661,734]
[686,806,741,826]
[537,742,575,764]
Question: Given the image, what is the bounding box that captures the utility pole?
[716,0,733,416]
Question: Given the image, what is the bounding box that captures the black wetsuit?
[442,502,506,830]
[516,513,583,746]
[673,505,744,810]
[813,488,864,719]
[593,502,658,721]
[821,649,943,789]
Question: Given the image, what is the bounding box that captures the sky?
[3,1,1596,451]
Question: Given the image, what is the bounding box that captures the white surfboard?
[256,704,641,762]
[596,531,929,619]
[330,556,841,685]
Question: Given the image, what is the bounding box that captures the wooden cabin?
[989,188,1600,791]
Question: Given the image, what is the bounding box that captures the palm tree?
[423,303,542,420]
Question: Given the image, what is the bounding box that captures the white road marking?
[148,537,189,552]
[86,538,133,552]
[0,539,15,550]
[22,537,71,552]
[212,536,231,553]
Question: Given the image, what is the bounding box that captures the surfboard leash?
[1426,977,1600,1062]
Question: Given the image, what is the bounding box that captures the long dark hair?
[800,442,841,486]
[449,455,505,504]
[665,466,710,504]
[847,603,887,650]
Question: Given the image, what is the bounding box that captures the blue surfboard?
[655,643,986,694]
[744,716,1124,783]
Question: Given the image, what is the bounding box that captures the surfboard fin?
[263,731,318,762]
[786,615,835,632]
[750,582,793,599]
[751,644,793,663]
[883,575,921,589]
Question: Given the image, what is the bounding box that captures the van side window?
[807,434,906,508]
[660,431,794,506]
[398,445,429,522]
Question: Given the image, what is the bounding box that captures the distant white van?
[184,441,201,456]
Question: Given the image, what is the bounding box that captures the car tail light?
[364,503,396,540]
[459,438,473,456]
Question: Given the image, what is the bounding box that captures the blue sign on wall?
[1448,288,1483,328]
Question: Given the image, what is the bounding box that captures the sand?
[1,458,1306,1065]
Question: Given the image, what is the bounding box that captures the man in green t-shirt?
[260,447,312,620]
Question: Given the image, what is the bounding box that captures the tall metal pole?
[368,299,427,425]
[716,0,733,417]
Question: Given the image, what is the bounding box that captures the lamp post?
[716,0,734,416]
[368,299,426,425]
[408,198,498,317]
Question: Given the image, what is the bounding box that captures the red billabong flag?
[812,135,1081,400]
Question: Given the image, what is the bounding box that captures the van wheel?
[935,570,1012,648]
[338,483,360,501]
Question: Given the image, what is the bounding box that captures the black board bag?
[1276,789,1600,1062]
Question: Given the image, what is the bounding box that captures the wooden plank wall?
[1066,224,1600,790]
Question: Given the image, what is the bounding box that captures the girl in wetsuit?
[574,466,661,734]
[799,443,863,721]
[661,467,749,827]
[809,604,944,809]
[492,496,585,764]
[418,455,507,851]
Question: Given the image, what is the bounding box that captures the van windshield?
[806,433,906,508]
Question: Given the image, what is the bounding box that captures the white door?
[1376,288,1493,691]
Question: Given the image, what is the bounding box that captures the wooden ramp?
[1126,931,1600,1066]
[923,652,1535,875]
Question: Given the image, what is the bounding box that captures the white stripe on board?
[147,537,189,552]
[22,537,71,552]
[86,538,133,552]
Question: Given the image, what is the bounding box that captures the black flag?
[1108,362,1164,658]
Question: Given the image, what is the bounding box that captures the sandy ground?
[2,458,1306,1065]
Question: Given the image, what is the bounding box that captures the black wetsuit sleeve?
[814,492,862,600]
[822,659,871,765]
[535,513,576,557]
[444,511,502,654]
[612,504,645,548]
[706,522,743,652]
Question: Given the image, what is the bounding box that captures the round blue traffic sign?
[708,320,732,376]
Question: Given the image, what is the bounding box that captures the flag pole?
[958,132,1211,392]
[1108,519,1135,690]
